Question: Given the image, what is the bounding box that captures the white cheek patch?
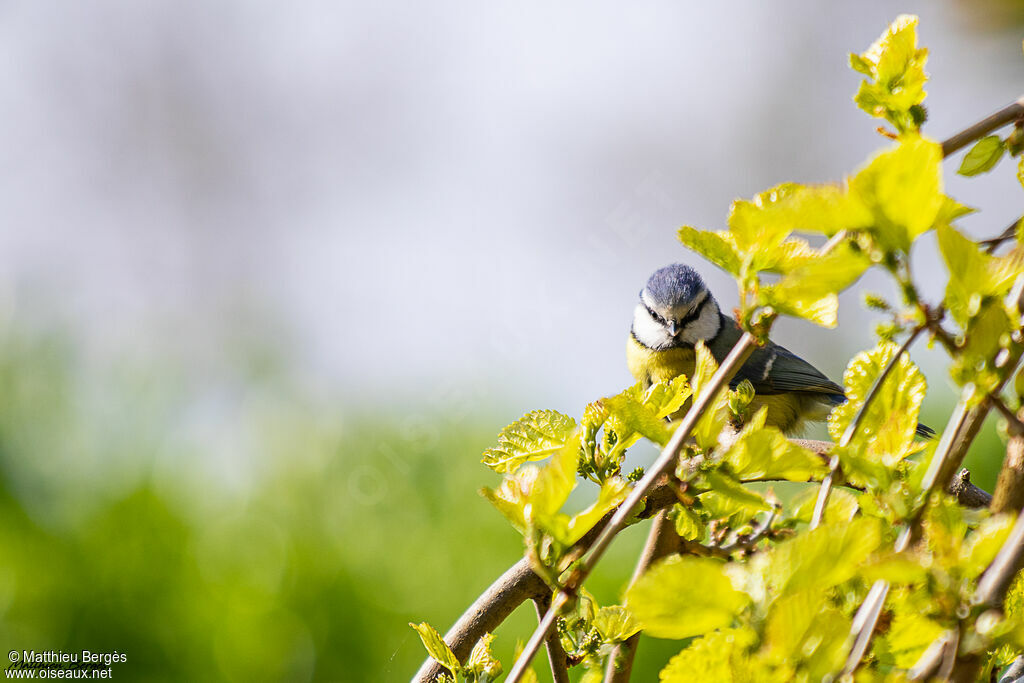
[632,305,673,349]
[680,299,721,345]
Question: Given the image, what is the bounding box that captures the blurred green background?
[1,1,1022,681]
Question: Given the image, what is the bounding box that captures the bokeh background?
[1,2,1022,681]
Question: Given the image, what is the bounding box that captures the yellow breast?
[626,334,813,434]
[626,335,696,387]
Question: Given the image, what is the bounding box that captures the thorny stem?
[504,332,759,683]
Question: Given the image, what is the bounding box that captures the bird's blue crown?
[644,264,707,309]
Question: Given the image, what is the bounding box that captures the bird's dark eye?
[643,303,666,324]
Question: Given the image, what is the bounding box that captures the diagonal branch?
[504,332,760,683]
[940,96,1024,157]
[533,593,570,683]
[412,481,678,682]
[603,511,680,683]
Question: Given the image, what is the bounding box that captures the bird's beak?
[667,320,679,336]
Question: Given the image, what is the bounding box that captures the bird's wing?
[732,343,845,398]
[711,316,844,397]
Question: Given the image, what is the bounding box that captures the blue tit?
[627,263,933,437]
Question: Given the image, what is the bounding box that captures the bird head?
[632,264,721,349]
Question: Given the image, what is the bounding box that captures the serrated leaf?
[962,513,1016,578]
[466,633,502,680]
[828,342,928,467]
[481,409,577,473]
[950,303,1013,395]
[770,517,881,595]
[728,183,805,254]
[922,496,968,567]
[593,606,641,643]
[410,622,460,676]
[724,411,828,482]
[626,555,750,639]
[852,15,929,133]
[849,52,874,77]
[670,503,706,541]
[625,375,693,420]
[849,138,944,253]
[958,135,1006,176]
[603,394,673,447]
[658,629,758,682]
[677,226,741,275]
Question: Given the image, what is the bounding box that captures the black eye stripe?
[643,291,708,329]
[677,295,708,327]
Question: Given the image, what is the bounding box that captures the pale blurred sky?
[2,1,1023,419]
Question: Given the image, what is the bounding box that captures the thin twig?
[603,512,680,683]
[533,594,570,683]
[504,333,759,683]
[718,504,780,553]
[940,96,1024,157]
[810,325,926,529]
[991,395,1024,436]
[981,217,1023,254]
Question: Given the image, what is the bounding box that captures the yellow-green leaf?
[658,629,758,682]
[670,503,705,541]
[827,342,928,467]
[626,556,750,639]
[957,135,1006,176]
[851,15,929,133]
[677,226,741,276]
[410,622,460,676]
[962,513,1016,578]
[849,138,943,253]
[481,410,577,473]
[875,613,946,668]
[603,394,673,447]
[691,342,729,451]
[769,517,881,595]
[466,633,502,680]
[724,411,827,482]
[593,606,641,643]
